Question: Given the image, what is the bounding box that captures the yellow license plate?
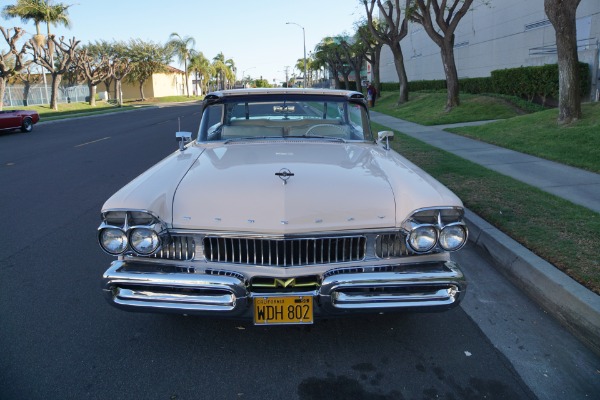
[253,296,313,325]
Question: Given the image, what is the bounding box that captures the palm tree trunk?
[184,60,189,97]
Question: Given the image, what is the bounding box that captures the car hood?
[170,141,461,234]
[102,146,204,219]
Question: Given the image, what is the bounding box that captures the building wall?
[151,72,185,97]
[380,0,600,97]
[119,71,187,100]
[121,79,155,100]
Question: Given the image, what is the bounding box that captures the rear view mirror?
[377,131,394,150]
[176,131,192,151]
[274,105,295,113]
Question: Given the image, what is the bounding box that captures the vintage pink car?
[98,88,469,325]
[0,109,40,132]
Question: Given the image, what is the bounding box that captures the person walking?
[367,83,377,107]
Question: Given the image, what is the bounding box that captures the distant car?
[0,109,39,132]
[98,88,469,325]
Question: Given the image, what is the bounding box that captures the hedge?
[380,62,590,104]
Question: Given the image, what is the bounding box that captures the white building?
[379,0,600,100]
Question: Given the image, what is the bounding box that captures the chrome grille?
[204,236,366,267]
[151,236,195,260]
[376,233,411,258]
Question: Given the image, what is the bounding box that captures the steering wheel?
[305,124,346,137]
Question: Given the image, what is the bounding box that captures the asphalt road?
[0,104,597,400]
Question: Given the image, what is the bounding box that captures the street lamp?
[242,67,255,88]
[286,22,307,88]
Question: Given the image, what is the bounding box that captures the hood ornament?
[275,168,294,185]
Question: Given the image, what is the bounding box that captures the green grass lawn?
[447,102,600,173]
[371,121,600,295]
[5,95,202,121]
[370,91,600,294]
[374,90,600,173]
[7,101,134,120]
[373,91,542,125]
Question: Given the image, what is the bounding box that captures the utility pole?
[284,66,290,87]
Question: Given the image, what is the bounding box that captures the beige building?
[119,66,192,100]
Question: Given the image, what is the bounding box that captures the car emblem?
[275,168,295,185]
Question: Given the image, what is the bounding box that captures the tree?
[340,34,368,93]
[188,51,213,96]
[76,43,110,106]
[363,0,410,104]
[408,0,474,111]
[356,20,384,98]
[30,34,79,110]
[3,0,73,108]
[108,41,133,107]
[0,26,31,110]
[225,57,235,88]
[314,37,351,89]
[211,52,235,90]
[15,64,42,106]
[126,39,169,101]
[2,0,47,46]
[166,32,195,97]
[253,78,270,88]
[544,0,582,124]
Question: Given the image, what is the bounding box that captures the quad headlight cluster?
[403,208,468,254]
[98,211,164,256]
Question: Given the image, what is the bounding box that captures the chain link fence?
[2,84,90,107]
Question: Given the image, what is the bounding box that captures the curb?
[465,208,600,356]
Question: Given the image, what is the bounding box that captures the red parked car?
[0,109,40,133]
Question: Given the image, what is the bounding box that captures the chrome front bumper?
[101,260,466,318]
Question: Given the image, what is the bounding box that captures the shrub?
[381,62,590,105]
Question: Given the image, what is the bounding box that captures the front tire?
[21,118,33,133]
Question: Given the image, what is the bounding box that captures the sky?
[1,0,366,84]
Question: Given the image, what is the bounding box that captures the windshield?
[197,94,373,142]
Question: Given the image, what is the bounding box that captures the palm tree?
[3,0,72,108]
[188,51,213,96]
[2,0,72,46]
[225,57,235,88]
[314,37,346,89]
[166,32,195,97]
[212,52,236,90]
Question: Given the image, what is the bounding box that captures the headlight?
[439,225,467,251]
[129,228,160,255]
[408,226,438,252]
[99,228,128,255]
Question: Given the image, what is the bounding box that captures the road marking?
[75,137,110,148]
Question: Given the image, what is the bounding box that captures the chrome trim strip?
[115,288,235,308]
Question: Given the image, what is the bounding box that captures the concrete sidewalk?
[370,111,600,355]
[371,111,600,213]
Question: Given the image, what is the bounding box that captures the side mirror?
[176,131,192,151]
[377,130,394,150]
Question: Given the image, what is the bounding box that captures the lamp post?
[286,22,307,88]
[242,67,255,88]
